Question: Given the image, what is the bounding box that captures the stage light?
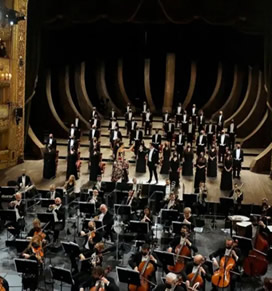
[9,20,14,26]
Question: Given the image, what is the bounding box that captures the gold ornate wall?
[0,0,27,169]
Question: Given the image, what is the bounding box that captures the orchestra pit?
[1,0,272,290]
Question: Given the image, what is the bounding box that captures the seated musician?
[261,198,272,218]
[17,169,32,190]
[46,184,63,200]
[140,206,153,226]
[122,190,138,211]
[128,243,158,286]
[184,254,211,291]
[209,238,241,291]
[257,277,272,291]
[179,207,196,230]
[64,174,76,203]
[154,272,185,291]
[7,192,26,236]
[229,183,243,206]
[250,215,270,239]
[27,218,48,244]
[164,179,171,200]
[88,189,102,209]
[0,276,9,291]
[162,193,182,211]
[96,204,114,241]
[80,221,103,254]
[47,197,65,243]
[93,175,104,193]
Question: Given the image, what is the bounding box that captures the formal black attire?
[207,149,217,177]
[179,214,196,230]
[43,149,57,179]
[7,200,26,235]
[196,134,207,156]
[67,138,79,153]
[220,157,233,191]
[17,175,32,188]
[181,113,188,132]
[48,204,65,242]
[175,106,183,126]
[108,120,119,131]
[89,140,101,156]
[129,120,137,145]
[228,122,237,150]
[206,123,216,149]
[144,112,153,135]
[66,151,78,180]
[89,152,101,181]
[154,284,185,291]
[99,211,114,240]
[152,133,162,150]
[147,148,159,183]
[160,146,171,174]
[69,127,80,140]
[169,233,197,252]
[232,149,244,178]
[216,114,224,133]
[109,130,122,148]
[45,137,57,150]
[169,157,180,187]
[197,114,206,132]
[185,122,195,144]
[89,128,100,141]
[162,112,171,126]
[133,129,143,155]
[194,157,207,189]
[165,123,175,146]
[109,110,117,120]
[175,133,185,158]
[46,190,63,200]
[90,118,101,129]
[182,148,194,176]
[217,134,229,163]
[136,148,147,173]
[125,111,134,134]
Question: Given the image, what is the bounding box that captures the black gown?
[160,147,171,174]
[194,157,206,189]
[182,149,194,176]
[169,157,180,187]
[66,152,78,180]
[207,149,217,177]
[89,153,101,181]
[220,158,233,191]
[43,149,57,179]
[136,149,147,173]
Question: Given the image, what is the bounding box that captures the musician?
[122,190,138,211]
[133,126,143,156]
[196,130,207,156]
[108,117,119,132]
[175,129,185,159]
[175,102,183,127]
[218,129,229,163]
[74,116,80,129]
[181,110,188,132]
[195,181,208,216]
[125,108,134,135]
[69,123,81,140]
[17,170,32,189]
[89,125,100,141]
[164,179,172,200]
[109,108,117,120]
[163,110,171,127]
[88,189,102,209]
[229,183,243,206]
[144,108,153,135]
[152,129,162,150]
[90,114,101,129]
[48,197,65,243]
[66,147,79,180]
[141,101,147,126]
[27,218,48,244]
[209,238,241,291]
[206,121,216,149]
[185,254,211,291]
[97,204,113,240]
[90,107,99,120]
[46,184,62,200]
[186,117,195,145]
[154,272,185,291]
[129,117,137,145]
[169,152,181,187]
[109,126,122,148]
[197,110,206,132]
[45,133,57,150]
[165,118,175,146]
[140,206,153,226]
[162,193,181,211]
[7,192,25,236]
[232,142,244,178]
[147,143,159,184]
[68,137,79,153]
[257,277,272,291]
[261,198,272,217]
[43,145,57,179]
[191,104,197,124]
[179,207,195,230]
[228,119,237,150]
[0,276,9,291]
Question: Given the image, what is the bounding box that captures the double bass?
[167,234,191,273]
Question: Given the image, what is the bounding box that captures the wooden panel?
[183,61,196,110]
[144,58,156,113]
[211,65,244,120]
[96,60,121,114]
[46,71,69,133]
[225,67,258,128]
[250,143,272,173]
[63,66,89,128]
[201,62,223,117]
[74,62,94,119]
[163,53,176,112]
[237,72,266,137]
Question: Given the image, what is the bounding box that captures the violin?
[167,234,191,273]
[90,266,112,291]
[32,246,44,263]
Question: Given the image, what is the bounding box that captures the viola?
[167,234,191,273]
[34,230,46,241]
[90,266,112,291]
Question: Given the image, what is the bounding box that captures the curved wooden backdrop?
[225,67,258,128]
[163,53,176,113]
[117,58,134,110]
[250,143,272,173]
[46,71,69,133]
[241,110,270,148]
[144,58,156,113]
[183,61,197,110]
[28,125,45,159]
[211,65,244,121]
[201,62,223,118]
[96,60,121,115]
[237,72,266,137]
[63,66,89,128]
[75,62,94,120]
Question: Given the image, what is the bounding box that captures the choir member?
[186,117,195,144]
[89,150,101,182]
[46,184,63,199]
[154,272,185,291]
[90,114,101,129]
[196,130,207,156]
[220,153,233,191]
[126,102,132,113]
[228,119,237,150]
[182,144,194,176]
[144,108,153,135]
[218,129,229,163]
[109,108,117,120]
[147,143,159,184]
[197,110,206,132]
[169,152,180,187]
[207,144,217,178]
[165,118,175,146]
[74,116,80,129]
[69,123,80,140]
[45,133,57,150]
[129,117,137,145]
[206,120,216,149]
[108,117,119,132]
[89,137,100,157]
[17,169,32,189]
[175,102,183,127]
[216,110,225,133]
[180,207,196,230]
[191,104,197,124]
[175,129,185,159]
[90,107,99,120]
[141,101,147,126]
[109,126,122,148]
[133,126,143,156]
[181,109,188,132]
[232,142,244,178]
[162,110,171,127]
[43,145,57,179]
[194,152,207,191]
[152,129,162,150]
[136,143,147,173]
[89,125,100,141]
[125,108,134,135]
[160,141,171,175]
[66,147,78,180]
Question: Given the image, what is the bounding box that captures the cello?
[211,242,237,288]
[186,260,205,290]
[167,234,191,273]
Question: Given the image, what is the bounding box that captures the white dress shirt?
[148,149,154,162]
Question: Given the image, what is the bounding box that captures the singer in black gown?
[43,148,57,179]
[207,146,217,178]
[136,145,147,173]
[160,142,171,174]
[194,153,207,189]
[169,153,180,187]
[182,145,194,176]
[66,150,78,180]
[89,151,101,181]
[220,154,233,191]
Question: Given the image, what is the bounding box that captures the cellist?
[209,238,241,291]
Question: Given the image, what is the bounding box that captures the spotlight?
[9,20,14,26]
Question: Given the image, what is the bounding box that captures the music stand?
[116,182,132,191]
[37,212,54,223]
[232,235,252,255]
[129,221,149,234]
[219,197,234,216]
[79,192,89,202]
[62,241,80,258]
[116,267,141,287]
[153,250,175,267]
[114,204,131,216]
[172,221,192,234]
[183,194,198,207]
[15,258,38,275]
[0,209,16,221]
[50,266,74,291]
[15,239,30,253]
[79,202,95,215]
[40,198,55,208]
[160,209,178,224]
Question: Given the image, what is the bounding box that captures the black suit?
[101,211,114,240]
[46,137,57,150]
[144,112,153,135]
[206,123,216,149]
[185,261,211,291]
[185,123,195,144]
[147,148,159,183]
[89,129,100,141]
[217,134,229,162]
[152,134,162,149]
[196,134,207,155]
[162,113,170,124]
[232,149,244,178]
[175,134,185,157]
[109,111,117,120]
[133,130,143,155]
[48,204,65,242]
[46,190,63,200]
[17,175,32,188]
[110,130,122,147]
[108,121,119,131]
[197,115,206,132]
[228,123,237,150]
[90,118,101,129]
[165,123,175,145]
[129,121,137,144]
[68,138,79,152]
[7,200,26,235]
[216,115,225,133]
